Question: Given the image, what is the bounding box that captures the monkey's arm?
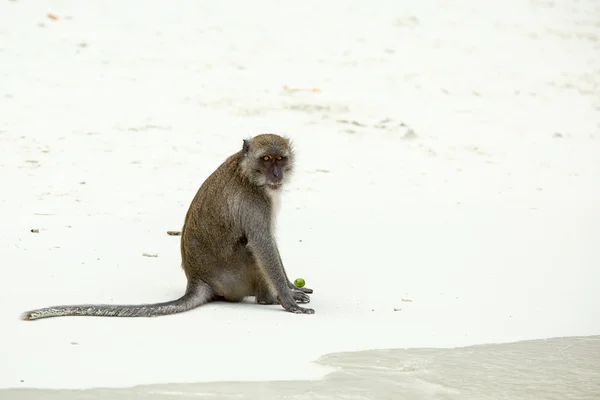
[243,212,314,314]
[248,237,314,314]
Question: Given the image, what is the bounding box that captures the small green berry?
[294,278,306,288]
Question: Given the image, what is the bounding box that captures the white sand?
[3,336,600,399]
[1,0,599,391]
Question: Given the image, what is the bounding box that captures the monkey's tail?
[20,282,213,321]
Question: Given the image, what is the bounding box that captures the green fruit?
[294,278,306,288]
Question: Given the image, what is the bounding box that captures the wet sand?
[4,335,599,400]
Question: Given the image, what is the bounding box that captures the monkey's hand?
[288,281,313,294]
[286,304,315,314]
[291,289,310,304]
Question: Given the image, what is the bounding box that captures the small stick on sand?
[167,231,181,236]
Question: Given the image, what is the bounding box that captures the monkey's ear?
[242,139,250,157]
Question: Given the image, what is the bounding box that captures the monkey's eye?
[276,156,283,161]
[262,156,270,161]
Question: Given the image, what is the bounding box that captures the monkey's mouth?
[267,183,282,190]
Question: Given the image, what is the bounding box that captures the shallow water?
[4,335,599,400]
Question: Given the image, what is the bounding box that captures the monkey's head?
[240,134,294,190]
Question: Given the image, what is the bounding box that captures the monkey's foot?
[256,292,277,305]
[292,290,310,304]
[288,282,313,294]
[257,291,309,305]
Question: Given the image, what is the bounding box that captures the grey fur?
[20,283,212,320]
[21,133,314,321]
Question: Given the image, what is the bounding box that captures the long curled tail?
[20,282,213,321]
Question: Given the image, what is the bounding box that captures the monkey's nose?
[272,165,282,179]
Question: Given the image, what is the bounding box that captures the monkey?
[20,134,314,321]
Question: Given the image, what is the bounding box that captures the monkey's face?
[256,154,290,190]
[240,135,294,190]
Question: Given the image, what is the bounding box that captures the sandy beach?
[3,336,599,399]
[1,0,599,398]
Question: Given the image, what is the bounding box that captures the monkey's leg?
[256,293,277,305]
[255,281,277,305]
[277,253,313,294]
